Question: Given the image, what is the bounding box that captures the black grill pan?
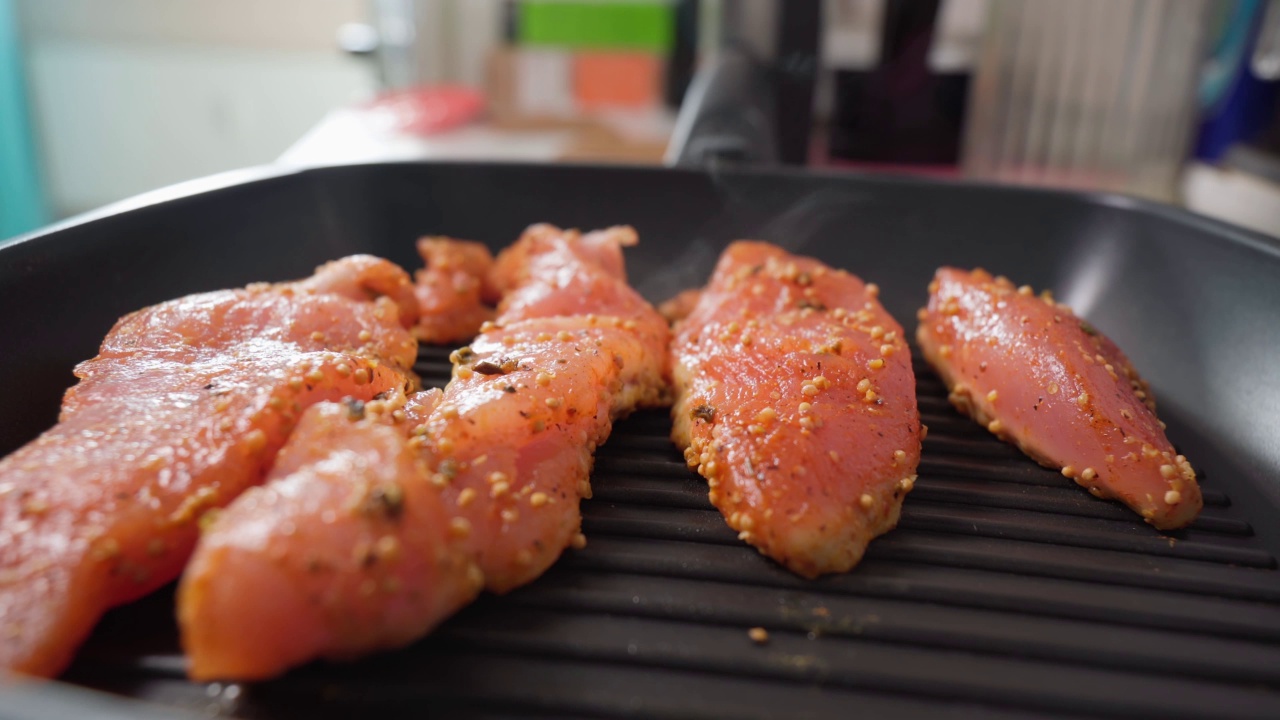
[2,163,1279,719]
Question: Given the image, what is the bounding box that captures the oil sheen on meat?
[916,267,1201,529]
[670,242,922,578]
[0,256,420,677]
[179,225,670,680]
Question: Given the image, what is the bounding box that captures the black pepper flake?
[438,459,459,480]
[343,397,366,421]
[366,483,405,519]
[692,404,716,422]
[475,355,520,375]
[798,299,827,311]
[203,383,215,391]
[474,359,501,374]
[503,385,517,393]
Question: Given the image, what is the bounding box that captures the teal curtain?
[0,0,47,240]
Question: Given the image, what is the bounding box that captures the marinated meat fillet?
[489,223,636,295]
[670,242,922,578]
[297,254,421,329]
[0,256,419,677]
[916,267,1201,529]
[413,237,500,344]
[177,390,482,679]
[179,225,671,680]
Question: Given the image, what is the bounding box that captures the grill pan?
[2,162,1280,719]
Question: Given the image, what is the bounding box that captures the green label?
[517,1,674,52]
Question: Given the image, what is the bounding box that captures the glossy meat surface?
[0,256,419,677]
[671,242,921,578]
[179,225,670,680]
[916,267,1201,529]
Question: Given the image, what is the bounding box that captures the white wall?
[19,0,377,217]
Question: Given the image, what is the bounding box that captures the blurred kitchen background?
[1,0,1278,240]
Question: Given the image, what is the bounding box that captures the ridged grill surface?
[59,345,1280,719]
